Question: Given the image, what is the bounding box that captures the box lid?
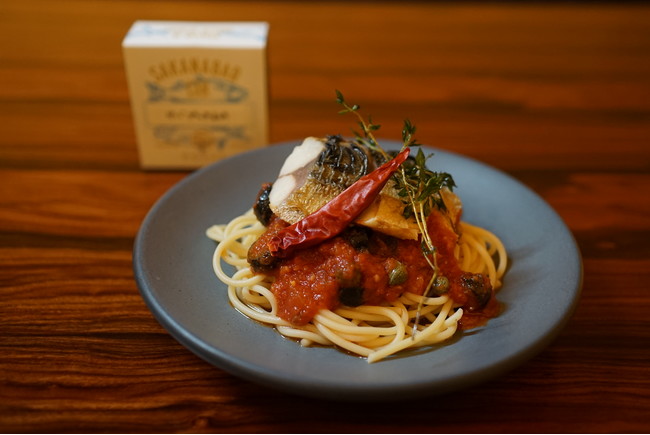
[123,20,268,48]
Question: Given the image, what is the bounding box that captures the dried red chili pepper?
[268,147,410,258]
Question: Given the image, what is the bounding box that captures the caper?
[388,261,408,286]
[431,275,449,295]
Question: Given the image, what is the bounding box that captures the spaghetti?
[207,209,506,363]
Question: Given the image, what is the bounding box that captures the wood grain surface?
[1,1,649,433]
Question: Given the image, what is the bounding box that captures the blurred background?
[2,0,648,173]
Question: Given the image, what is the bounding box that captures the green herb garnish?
[335,90,457,334]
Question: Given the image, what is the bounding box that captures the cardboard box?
[122,21,269,169]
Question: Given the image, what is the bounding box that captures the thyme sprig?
[335,90,456,335]
[335,90,387,159]
[335,90,455,230]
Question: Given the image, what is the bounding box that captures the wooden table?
[1,1,649,432]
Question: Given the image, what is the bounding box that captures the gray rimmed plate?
[133,140,582,401]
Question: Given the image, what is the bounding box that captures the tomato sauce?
[248,212,497,328]
[458,296,501,329]
[260,230,432,326]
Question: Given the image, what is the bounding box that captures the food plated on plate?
[207,93,507,363]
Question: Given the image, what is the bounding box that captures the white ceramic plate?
[133,141,582,401]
